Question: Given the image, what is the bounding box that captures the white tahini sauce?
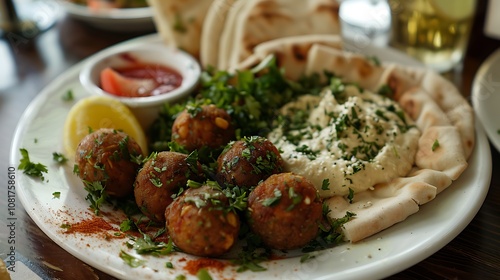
[268,85,420,197]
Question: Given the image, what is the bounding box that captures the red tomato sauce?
[100,63,183,98]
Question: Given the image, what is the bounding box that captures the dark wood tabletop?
[1,1,500,279]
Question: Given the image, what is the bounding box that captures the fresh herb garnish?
[366,55,381,66]
[148,55,323,151]
[321,179,330,190]
[347,188,355,204]
[52,152,68,164]
[232,232,269,272]
[302,205,356,253]
[173,13,187,33]
[60,223,71,229]
[62,89,74,101]
[119,250,146,268]
[52,192,61,199]
[197,268,213,280]
[377,84,394,98]
[432,139,440,151]
[83,180,108,215]
[126,233,176,256]
[300,253,315,263]
[18,148,48,181]
[261,188,282,207]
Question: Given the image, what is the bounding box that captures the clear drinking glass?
[388,0,477,73]
[339,0,392,48]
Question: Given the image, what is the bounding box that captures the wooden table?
[1,5,499,280]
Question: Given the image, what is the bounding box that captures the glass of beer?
[388,0,477,73]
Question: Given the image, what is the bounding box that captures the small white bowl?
[80,42,201,130]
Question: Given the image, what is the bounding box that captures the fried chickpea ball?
[247,173,323,250]
[134,151,204,223]
[75,128,143,198]
[216,136,284,188]
[165,185,240,257]
[171,104,235,152]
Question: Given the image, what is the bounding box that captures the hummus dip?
[268,83,421,197]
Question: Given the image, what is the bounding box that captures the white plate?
[11,35,492,280]
[59,0,155,32]
[472,48,500,152]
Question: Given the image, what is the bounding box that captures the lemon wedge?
[63,95,148,157]
[429,0,476,20]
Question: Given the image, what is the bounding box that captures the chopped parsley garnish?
[62,89,74,101]
[295,145,319,160]
[52,152,68,164]
[173,13,187,33]
[197,269,213,280]
[377,84,394,98]
[432,139,440,151]
[231,231,269,272]
[302,206,356,252]
[148,55,322,151]
[119,218,135,232]
[366,55,381,66]
[321,179,330,190]
[286,187,303,211]
[73,164,79,174]
[83,180,108,215]
[60,223,71,229]
[261,188,282,207]
[119,250,146,268]
[300,253,315,263]
[52,192,61,199]
[126,234,175,256]
[219,185,248,211]
[149,174,163,188]
[18,148,48,181]
[347,188,355,204]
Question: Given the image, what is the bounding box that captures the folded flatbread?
[200,0,237,68]
[148,0,214,59]
[233,34,343,80]
[216,0,341,70]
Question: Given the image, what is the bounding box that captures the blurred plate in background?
[58,0,155,32]
[472,48,500,152]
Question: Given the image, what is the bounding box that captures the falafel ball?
[247,173,323,250]
[134,151,204,223]
[216,136,284,188]
[75,128,143,198]
[165,185,240,257]
[171,104,235,152]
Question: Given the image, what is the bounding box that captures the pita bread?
[217,0,251,70]
[200,0,237,69]
[415,126,468,180]
[148,0,214,59]
[236,37,474,242]
[375,64,475,158]
[234,34,343,80]
[305,44,386,90]
[221,0,340,70]
[398,87,452,131]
